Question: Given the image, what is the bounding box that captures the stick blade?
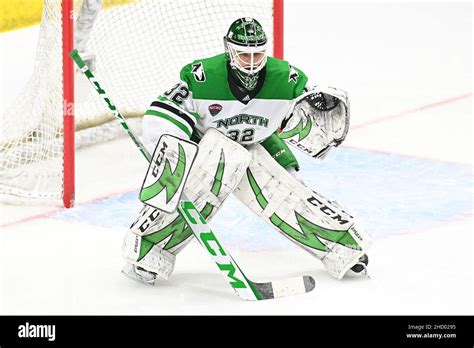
[251,275,316,300]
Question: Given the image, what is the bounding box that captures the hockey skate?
[346,254,369,277]
[121,262,157,286]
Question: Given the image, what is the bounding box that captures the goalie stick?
[70,49,315,300]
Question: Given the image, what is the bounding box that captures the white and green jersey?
[144,53,308,145]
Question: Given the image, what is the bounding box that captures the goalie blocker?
[123,129,371,282]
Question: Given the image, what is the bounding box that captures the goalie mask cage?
[0,0,284,208]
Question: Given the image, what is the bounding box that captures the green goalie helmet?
[223,17,268,90]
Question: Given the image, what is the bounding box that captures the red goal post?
[63,0,75,208]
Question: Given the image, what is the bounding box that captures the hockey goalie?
[121,17,372,285]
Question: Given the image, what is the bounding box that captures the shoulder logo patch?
[191,62,206,82]
[288,64,299,84]
[208,104,223,116]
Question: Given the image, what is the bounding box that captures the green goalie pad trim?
[139,143,186,204]
[144,109,192,137]
[211,150,225,197]
[138,202,214,259]
[246,168,361,252]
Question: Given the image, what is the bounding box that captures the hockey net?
[0,0,282,207]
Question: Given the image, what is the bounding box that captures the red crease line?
[351,92,472,130]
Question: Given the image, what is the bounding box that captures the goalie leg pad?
[122,129,252,279]
[122,229,176,279]
[234,143,372,279]
[184,129,252,212]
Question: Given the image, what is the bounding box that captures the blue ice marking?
[53,148,472,244]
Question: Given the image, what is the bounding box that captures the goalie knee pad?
[234,143,372,279]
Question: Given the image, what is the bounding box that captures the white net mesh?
[0,0,275,205]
